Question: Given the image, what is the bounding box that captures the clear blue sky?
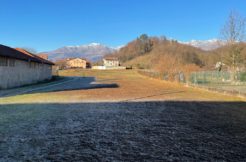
[0,0,245,52]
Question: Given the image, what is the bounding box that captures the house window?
[0,57,8,66]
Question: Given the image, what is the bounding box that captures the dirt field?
[0,69,244,103]
[1,69,246,161]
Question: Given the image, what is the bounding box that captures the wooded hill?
[107,34,246,78]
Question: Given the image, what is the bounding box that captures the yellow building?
[56,58,90,69]
[66,58,87,69]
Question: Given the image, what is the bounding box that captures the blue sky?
[0,0,245,52]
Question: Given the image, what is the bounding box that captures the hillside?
[212,42,246,63]
[125,40,209,69]
[108,35,209,68]
[107,35,246,81]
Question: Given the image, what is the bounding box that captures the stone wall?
[0,59,52,89]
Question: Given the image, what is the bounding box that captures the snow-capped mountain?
[180,39,225,51]
[43,43,117,62]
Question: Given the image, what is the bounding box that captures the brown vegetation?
[107,12,246,82]
[107,34,246,82]
[1,69,242,104]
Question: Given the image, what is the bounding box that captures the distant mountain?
[180,39,226,51]
[43,43,117,62]
[42,39,227,62]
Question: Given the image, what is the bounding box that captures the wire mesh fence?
[188,71,246,96]
[138,70,246,97]
[189,71,246,84]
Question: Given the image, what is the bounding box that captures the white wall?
[103,59,120,67]
[0,59,52,89]
[92,66,126,70]
[92,66,106,70]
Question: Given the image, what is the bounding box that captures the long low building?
[0,44,54,89]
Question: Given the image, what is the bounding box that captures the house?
[55,58,90,69]
[92,57,126,70]
[66,58,87,69]
[0,45,54,89]
[103,57,120,67]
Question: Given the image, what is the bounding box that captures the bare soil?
[1,101,246,161]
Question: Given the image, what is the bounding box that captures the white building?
[92,57,126,70]
[103,58,120,67]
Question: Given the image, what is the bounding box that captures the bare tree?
[221,11,245,44]
[220,11,246,82]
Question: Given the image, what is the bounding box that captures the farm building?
[103,57,120,67]
[55,58,91,69]
[0,45,54,89]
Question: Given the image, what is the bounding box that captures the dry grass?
[60,69,245,101]
[1,69,243,104]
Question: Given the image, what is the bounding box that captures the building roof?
[0,44,54,65]
[15,48,54,65]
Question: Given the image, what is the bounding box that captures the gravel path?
[1,101,246,161]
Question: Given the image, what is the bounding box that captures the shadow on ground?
[0,77,119,98]
[1,101,246,161]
